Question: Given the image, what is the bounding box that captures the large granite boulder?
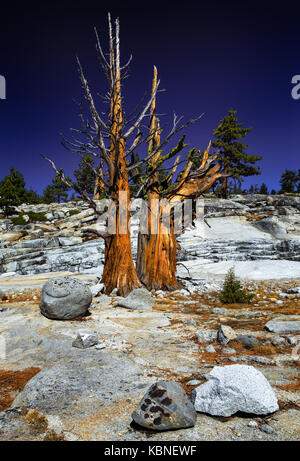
[132,381,196,431]
[192,364,279,417]
[40,276,92,320]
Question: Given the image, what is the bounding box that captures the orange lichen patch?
[0,367,41,412]
[25,409,48,433]
[0,289,41,304]
[277,376,300,392]
[250,344,277,355]
[229,339,283,357]
[177,375,206,396]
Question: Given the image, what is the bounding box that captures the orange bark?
[100,34,140,296]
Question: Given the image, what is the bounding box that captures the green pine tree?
[219,268,254,304]
[279,169,298,194]
[259,183,268,195]
[212,109,261,198]
[73,153,96,197]
[0,167,27,216]
[42,169,70,203]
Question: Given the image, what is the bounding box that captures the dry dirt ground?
[0,274,299,441]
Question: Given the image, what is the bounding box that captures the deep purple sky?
[0,0,299,193]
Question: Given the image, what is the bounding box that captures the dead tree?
[43,14,221,295]
[135,69,226,291]
[43,14,164,296]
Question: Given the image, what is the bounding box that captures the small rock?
[260,424,275,434]
[186,380,201,386]
[72,332,98,349]
[117,288,154,311]
[95,342,106,350]
[237,334,261,349]
[184,319,197,326]
[132,381,196,431]
[196,330,217,344]
[217,325,237,345]
[223,347,236,355]
[248,420,258,428]
[271,336,286,347]
[205,345,216,353]
[192,364,279,417]
[212,308,228,315]
[286,335,300,345]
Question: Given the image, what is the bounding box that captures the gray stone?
[132,381,196,431]
[40,276,92,320]
[271,336,286,347]
[265,318,300,334]
[212,307,228,315]
[192,364,279,417]
[248,420,258,428]
[196,330,217,344]
[286,287,300,294]
[260,424,275,434]
[186,380,201,386]
[223,347,236,355]
[228,355,276,366]
[237,334,261,349]
[205,345,216,353]
[72,332,98,349]
[252,217,288,239]
[11,356,142,413]
[286,335,300,345]
[117,288,154,311]
[217,325,237,345]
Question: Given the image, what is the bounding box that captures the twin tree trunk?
[136,198,180,291]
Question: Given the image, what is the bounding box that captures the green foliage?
[212,109,261,197]
[0,167,27,216]
[42,169,70,203]
[68,209,80,216]
[279,169,299,194]
[259,183,268,194]
[24,188,41,204]
[219,268,254,304]
[73,153,96,197]
[271,189,277,195]
[27,211,47,222]
[10,214,27,226]
[11,211,47,225]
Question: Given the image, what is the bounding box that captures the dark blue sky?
[0,0,299,193]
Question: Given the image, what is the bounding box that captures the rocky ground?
[0,194,299,441]
[0,274,299,441]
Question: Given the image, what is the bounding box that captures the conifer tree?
[0,167,27,215]
[74,153,95,197]
[259,182,268,194]
[212,109,261,198]
[279,169,298,193]
[43,169,70,203]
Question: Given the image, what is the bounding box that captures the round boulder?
[40,277,92,320]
